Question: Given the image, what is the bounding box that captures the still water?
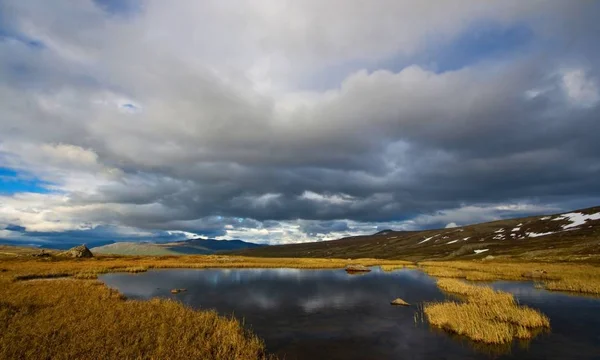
[100,268,600,360]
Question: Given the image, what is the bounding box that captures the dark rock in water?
[521,269,549,279]
[61,245,93,258]
[345,265,371,272]
[170,289,180,294]
[390,298,410,306]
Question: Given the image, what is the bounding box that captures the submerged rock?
[390,298,410,306]
[61,245,93,258]
[345,265,371,273]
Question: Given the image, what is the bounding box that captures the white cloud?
[561,69,600,108]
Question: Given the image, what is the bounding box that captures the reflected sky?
[101,268,600,360]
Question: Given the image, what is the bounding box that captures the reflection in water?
[101,268,600,360]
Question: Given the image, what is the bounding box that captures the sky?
[1,0,599,247]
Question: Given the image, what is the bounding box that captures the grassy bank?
[1,254,412,280]
[419,260,600,295]
[0,275,271,359]
[424,279,550,344]
[0,254,410,359]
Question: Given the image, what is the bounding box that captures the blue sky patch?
[423,21,534,73]
[93,0,143,17]
[302,21,534,91]
[0,167,52,194]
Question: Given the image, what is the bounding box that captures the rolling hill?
[91,238,265,256]
[234,206,600,262]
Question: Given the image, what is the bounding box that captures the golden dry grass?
[1,254,411,280]
[424,279,550,344]
[379,263,416,272]
[419,260,600,295]
[0,276,271,359]
[0,254,411,359]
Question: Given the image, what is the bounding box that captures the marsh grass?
[0,276,272,359]
[0,254,411,359]
[419,260,600,295]
[380,263,416,271]
[424,279,549,344]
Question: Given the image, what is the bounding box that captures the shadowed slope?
[235,206,600,262]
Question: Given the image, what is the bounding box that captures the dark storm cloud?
[0,1,599,244]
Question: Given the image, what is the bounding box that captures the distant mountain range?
[234,206,600,262]
[91,238,265,256]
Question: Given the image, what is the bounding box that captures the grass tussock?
[424,279,550,344]
[419,260,600,295]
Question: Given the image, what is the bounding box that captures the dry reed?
[424,279,550,344]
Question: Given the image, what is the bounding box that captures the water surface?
[101,268,600,360]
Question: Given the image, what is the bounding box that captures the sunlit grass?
[424,279,549,344]
[419,260,600,294]
[0,275,272,359]
[380,263,416,272]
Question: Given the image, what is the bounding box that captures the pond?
[100,268,600,360]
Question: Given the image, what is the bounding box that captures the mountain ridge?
[91,238,265,256]
[234,206,600,262]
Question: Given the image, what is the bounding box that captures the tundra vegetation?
[1,245,599,358]
[419,260,600,295]
[0,249,410,360]
[424,279,550,344]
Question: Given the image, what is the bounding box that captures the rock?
[170,289,180,294]
[521,270,548,279]
[61,245,93,258]
[391,298,410,306]
[483,255,495,261]
[31,250,51,258]
[345,264,371,273]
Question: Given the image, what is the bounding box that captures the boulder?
[345,264,371,273]
[61,245,93,258]
[521,269,548,279]
[31,250,51,258]
[390,298,410,306]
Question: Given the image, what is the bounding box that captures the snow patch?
[474,249,489,254]
[493,234,505,240]
[527,231,556,238]
[418,234,438,244]
[494,228,505,233]
[553,212,600,229]
[462,237,470,241]
[540,216,551,220]
[511,227,521,232]
[446,240,458,244]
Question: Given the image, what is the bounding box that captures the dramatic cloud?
[0,0,599,245]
